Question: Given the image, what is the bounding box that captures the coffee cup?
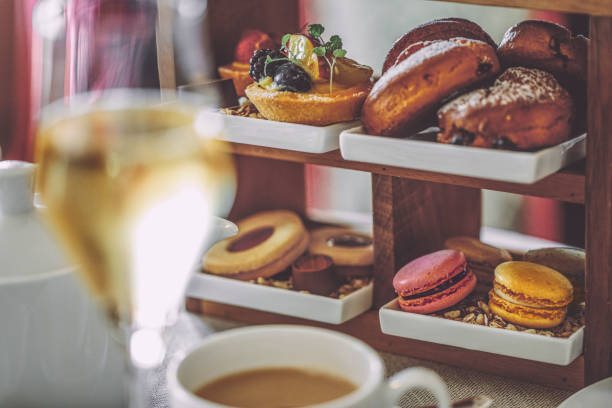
[168,325,451,408]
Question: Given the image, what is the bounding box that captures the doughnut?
[497,20,588,131]
[203,210,309,281]
[308,228,373,278]
[382,18,496,74]
[437,67,573,150]
[361,38,500,137]
[497,20,587,85]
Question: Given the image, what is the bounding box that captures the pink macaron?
[393,249,477,314]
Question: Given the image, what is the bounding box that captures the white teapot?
[0,160,237,407]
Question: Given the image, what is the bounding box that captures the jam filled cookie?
[362,38,499,137]
[437,67,573,150]
[382,18,496,74]
[308,227,374,278]
[203,210,309,281]
[244,24,374,126]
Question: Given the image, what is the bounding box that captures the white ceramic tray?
[340,127,586,184]
[210,110,359,153]
[186,273,373,324]
[379,299,584,366]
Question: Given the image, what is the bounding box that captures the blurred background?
[0,0,586,246]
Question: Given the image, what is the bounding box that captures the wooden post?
[585,16,612,385]
[228,156,306,220]
[372,175,481,306]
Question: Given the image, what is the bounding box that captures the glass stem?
[128,361,150,408]
[124,326,166,408]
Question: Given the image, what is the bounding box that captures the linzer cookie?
[202,210,309,280]
[308,227,373,278]
[437,67,573,150]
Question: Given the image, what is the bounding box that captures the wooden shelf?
[187,299,585,392]
[428,0,612,16]
[227,143,586,204]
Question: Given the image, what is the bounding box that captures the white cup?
[168,325,451,408]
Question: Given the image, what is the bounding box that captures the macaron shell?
[523,247,585,303]
[398,269,477,314]
[393,249,467,297]
[494,261,573,307]
[444,236,512,269]
[488,290,567,328]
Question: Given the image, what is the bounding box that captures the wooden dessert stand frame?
[159,0,611,392]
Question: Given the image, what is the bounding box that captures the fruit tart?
[218,29,277,96]
[244,24,374,126]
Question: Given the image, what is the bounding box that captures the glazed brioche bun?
[245,81,372,126]
[382,18,496,74]
[361,38,499,137]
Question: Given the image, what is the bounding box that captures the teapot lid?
[0,161,71,281]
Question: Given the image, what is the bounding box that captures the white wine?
[37,106,234,328]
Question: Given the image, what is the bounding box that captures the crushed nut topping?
[246,274,371,299]
[431,293,585,338]
[221,100,265,119]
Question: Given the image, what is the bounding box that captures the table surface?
[151,312,572,408]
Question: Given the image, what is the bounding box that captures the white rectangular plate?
[340,127,586,184]
[186,273,373,324]
[212,110,359,153]
[379,299,583,366]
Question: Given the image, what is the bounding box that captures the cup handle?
[384,367,451,408]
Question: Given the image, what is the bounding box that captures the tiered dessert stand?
[159,0,611,392]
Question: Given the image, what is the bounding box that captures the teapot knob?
[0,161,36,215]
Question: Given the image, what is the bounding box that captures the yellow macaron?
[488,261,573,328]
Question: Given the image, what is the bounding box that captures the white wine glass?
[32,1,235,407]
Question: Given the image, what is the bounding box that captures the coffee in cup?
[168,325,451,408]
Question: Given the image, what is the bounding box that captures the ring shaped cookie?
[203,210,309,280]
[309,227,374,267]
